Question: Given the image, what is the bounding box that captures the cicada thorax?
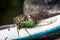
[21,15,37,28]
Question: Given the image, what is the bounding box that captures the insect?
[13,14,37,37]
[13,14,37,29]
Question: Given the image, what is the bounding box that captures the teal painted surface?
[15,26,60,40]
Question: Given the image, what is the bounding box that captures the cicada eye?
[22,22,25,25]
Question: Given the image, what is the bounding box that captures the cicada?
[13,14,37,37]
[14,14,37,29]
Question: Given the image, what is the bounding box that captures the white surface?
[0,15,60,40]
[47,9,60,14]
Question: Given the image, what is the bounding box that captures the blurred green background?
[0,0,24,25]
